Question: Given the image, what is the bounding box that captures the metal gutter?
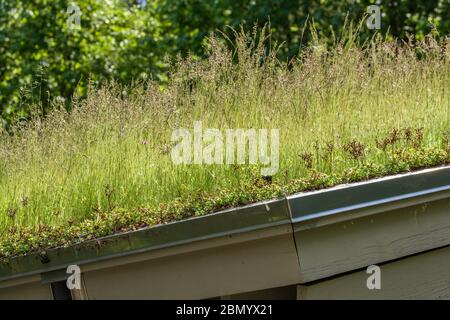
[0,165,449,287]
[287,166,450,224]
[289,165,450,283]
[0,198,291,282]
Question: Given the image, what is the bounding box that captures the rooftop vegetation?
[0,28,449,260]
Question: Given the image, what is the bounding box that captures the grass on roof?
[0,27,449,260]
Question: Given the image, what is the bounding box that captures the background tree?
[1,0,449,127]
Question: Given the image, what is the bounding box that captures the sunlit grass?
[0,28,449,257]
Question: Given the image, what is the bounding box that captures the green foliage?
[0,0,163,125]
[1,0,450,125]
[154,0,450,59]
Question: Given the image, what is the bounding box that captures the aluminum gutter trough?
[0,198,291,281]
[0,165,449,299]
[288,166,450,283]
[289,165,450,223]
